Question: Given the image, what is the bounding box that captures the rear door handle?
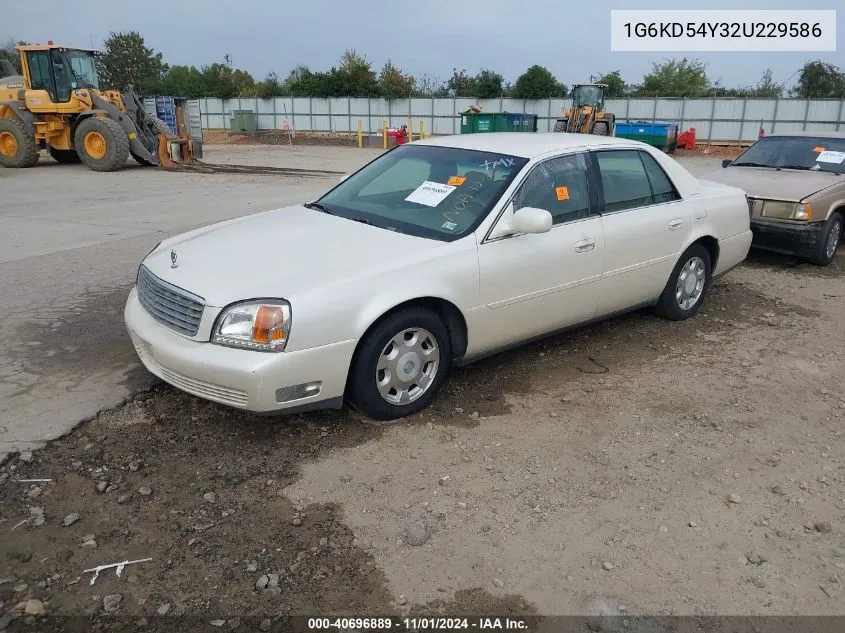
[668,218,685,230]
[574,238,595,253]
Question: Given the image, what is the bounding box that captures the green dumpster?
[230,110,257,133]
[460,112,538,134]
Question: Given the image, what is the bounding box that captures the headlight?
[761,201,795,219]
[212,301,291,352]
[761,201,813,221]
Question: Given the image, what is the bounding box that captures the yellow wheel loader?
[553,84,615,136]
[0,42,198,172]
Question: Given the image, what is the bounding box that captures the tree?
[511,65,566,99]
[636,58,711,97]
[595,71,625,97]
[792,60,845,98]
[474,69,505,98]
[96,31,167,94]
[751,69,784,98]
[330,49,381,96]
[378,60,415,99]
[446,68,476,97]
[0,39,26,75]
[414,73,445,97]
[160,65,205,97]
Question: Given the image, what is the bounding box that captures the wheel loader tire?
[48,147,81,164]
[0,117,39,168]
[553,119,568,133]
[74,117,130,172]
[592,121,609,136]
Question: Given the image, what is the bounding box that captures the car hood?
[701,166,842,202]
[142,205,445,307]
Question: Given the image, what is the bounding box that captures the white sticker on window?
[405,181,457,207]
[816,150,845,164]
[441,221,458,231]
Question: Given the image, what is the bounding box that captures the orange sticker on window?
[555,186,570,201]
[447,176,466,186]
[813,146,825,153]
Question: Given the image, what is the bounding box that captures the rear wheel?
[809,212,842,266]
[553,119,568,133]
[0,117,39,168]
[654,244,712,320]
[48,146,81,164]
[348,307,451,420]
[74,117,130,172]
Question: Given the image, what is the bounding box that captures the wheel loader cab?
[570,84,605,111]
[22,47,99,108]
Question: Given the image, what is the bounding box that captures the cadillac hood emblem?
[170,249,178,268]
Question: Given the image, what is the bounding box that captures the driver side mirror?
[509,207,552,234]
[721,159,732,168]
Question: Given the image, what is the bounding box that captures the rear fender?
[0,101,40,130]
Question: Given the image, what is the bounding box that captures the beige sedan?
[706,132,845,265]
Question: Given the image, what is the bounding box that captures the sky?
[3,0,844,90]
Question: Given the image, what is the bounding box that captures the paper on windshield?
[405,181,457,207]
[816,150,845,164]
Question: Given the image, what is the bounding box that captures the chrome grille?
[136,265,205,336]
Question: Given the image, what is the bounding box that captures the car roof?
[413,132,649,158]
[763,131,845,139]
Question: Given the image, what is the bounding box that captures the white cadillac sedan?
[124,133,752,420]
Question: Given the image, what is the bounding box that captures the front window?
[315,144,528,241]
[65,50,99,89]
[572,86,604,109]
[49,49,99,102]
[732,136,845,175]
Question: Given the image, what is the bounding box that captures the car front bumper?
[124,288,356,413]
[750,219,825,258]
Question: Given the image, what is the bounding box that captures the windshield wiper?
[304,201,335,215]
[776,165,812,171]
[730,162,771,167]
[348,217,373,225]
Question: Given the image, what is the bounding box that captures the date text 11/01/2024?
[307,617,529,630]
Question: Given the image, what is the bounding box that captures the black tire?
[592,121,609,136]
[48,146,81,164]
[553,119,568,133]
[809,212,842,266]
[74,117,130,172]
[348,307,452,421]
[654,243,712,321]
[0,117,39,168]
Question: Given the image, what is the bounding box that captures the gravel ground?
[1,145,844,629]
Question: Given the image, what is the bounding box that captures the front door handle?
[668,218,685,230]
[574,238,595,253]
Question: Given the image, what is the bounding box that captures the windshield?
[573,86,603,108]
[732,136,845,174]
[316,144,528,241]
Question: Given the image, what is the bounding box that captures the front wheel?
[74,117,130,172]
[654,244,712,321]
[809,212,842,266]
[347,307,451,420]
[592,121,609,136]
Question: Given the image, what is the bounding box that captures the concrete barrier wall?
[195,96,845,143]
